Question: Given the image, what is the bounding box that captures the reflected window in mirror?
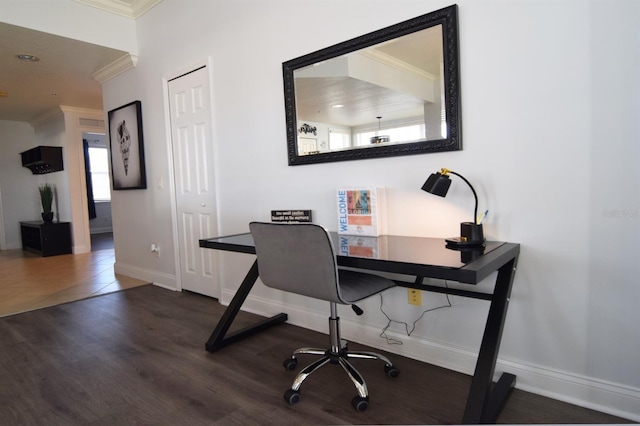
[283,5,461,165]
[353,121,428,148]
[329,128,351,150]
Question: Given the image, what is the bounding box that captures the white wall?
[586,0,639,400]
[90,202,113,234]
[0,117,74,248]
[32,112,72,224]
[0,121,39,248]
[102,0,639,420]
[0,109,107,253]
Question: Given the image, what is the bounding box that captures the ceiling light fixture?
[16,54,40,62]
[370,116,390,144]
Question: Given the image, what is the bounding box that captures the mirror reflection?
[294,25,445,155]
[283,5,461,165]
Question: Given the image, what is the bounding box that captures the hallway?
[0,242,147,318]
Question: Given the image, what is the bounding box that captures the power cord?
[379,281,452,345]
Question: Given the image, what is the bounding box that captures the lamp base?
[444,242,486,263]
[445,222,485,248]
[445,237,485,248]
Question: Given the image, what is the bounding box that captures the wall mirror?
[283,5,460,166]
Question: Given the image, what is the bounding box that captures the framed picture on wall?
[108,100,147,190]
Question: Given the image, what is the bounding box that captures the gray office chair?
[249,221,399,411]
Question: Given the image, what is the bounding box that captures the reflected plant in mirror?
[283,5,461,165]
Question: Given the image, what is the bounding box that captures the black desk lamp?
[421,168,485,247]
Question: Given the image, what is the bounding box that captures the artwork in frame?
[108,100,147,190]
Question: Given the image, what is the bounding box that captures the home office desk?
[199,232,520,424]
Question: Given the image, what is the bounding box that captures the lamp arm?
[448,170,479,224]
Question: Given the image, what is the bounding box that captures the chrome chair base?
[282,310,399,411]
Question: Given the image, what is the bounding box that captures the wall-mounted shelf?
[20,146,64,174]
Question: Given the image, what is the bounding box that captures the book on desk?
[337,187,386,237]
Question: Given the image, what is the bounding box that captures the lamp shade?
[421,171,451,197]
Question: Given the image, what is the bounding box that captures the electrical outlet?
[408,289,422,306]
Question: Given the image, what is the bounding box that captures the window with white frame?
[353,123,426,147]
[88,147,111,201]
[329,128,351,150]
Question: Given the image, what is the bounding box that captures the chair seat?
[338,270,396,304]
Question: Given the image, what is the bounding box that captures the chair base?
[282,338,399,411]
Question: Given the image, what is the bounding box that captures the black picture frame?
[108,100,147,190]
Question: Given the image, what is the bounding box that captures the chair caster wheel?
[385,364,400,378]
[284,388,300,405]
[283,357,298,371]
[351,396,369,411]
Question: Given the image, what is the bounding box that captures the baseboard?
[114,261,177,290]
[225,290,640,422]
[90,227,113,234]
[497,359,640,422]
[72,243,90,254]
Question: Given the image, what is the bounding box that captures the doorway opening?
[83,132,114,251]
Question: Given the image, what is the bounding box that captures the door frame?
[162,57,221,295]
[0,184,5,250]
[61,107,107,254]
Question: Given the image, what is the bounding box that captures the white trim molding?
[92,53,138,84]
[114,261,177,290]
[74,0,162,19]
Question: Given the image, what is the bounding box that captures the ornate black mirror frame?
[283,5,461,166]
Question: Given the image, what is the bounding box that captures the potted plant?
[39,183,54,223]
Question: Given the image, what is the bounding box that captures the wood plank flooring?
[0,284,632,425]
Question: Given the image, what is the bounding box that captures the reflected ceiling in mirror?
[283,5,461,165]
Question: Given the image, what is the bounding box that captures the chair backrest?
[249,221,344,304]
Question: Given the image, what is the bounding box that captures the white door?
[298,137,317,155]
[168,66,219,298]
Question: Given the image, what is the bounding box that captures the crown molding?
[74,0,162,19]
[31,106,106,127]
[30,107,65,128]
[59,106,104,117]
[92,53,138,83]
[360,49,436,81]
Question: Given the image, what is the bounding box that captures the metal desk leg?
[462,256,519,424]
[205,260,288,352]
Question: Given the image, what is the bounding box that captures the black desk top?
[200,232,519,285]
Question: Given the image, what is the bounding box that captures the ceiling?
[0,0,440,128]
[0,0,160,123]
[294,25,444,128]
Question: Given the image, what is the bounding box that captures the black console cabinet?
[20,221,72,257]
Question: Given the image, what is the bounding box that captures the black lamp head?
[421,168,451,197]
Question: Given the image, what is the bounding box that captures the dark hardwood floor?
[0,285,632,425]
[90,232,114,251]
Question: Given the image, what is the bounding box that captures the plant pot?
[41,212,54,223]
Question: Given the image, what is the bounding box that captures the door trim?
[0,184,5,250]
